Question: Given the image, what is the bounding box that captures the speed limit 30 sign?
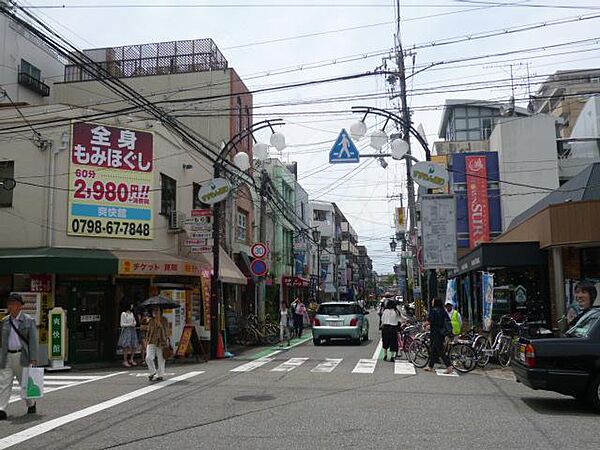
[251,242,268,259]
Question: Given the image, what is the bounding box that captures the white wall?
[0,15,64,105]
[490,114,560,230]
[0,105,213,254]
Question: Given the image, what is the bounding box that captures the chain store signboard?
[68,122,154,240]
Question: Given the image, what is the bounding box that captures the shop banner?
[68,122,154,240]
[200,270,211,330]
[465,155,490,249]
[445,278,457,309]
[482,272,495,331]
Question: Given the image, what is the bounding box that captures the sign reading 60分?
[67,122,154,240]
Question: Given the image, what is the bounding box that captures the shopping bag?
[21,367,44,400]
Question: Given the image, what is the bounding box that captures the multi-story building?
[333,203,359,301]
[357,245,375,299]
[533,68,600,138]
[308,200,337,300]
[0,11,64,105]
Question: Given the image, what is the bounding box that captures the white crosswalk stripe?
[230,357,275,373]
[271,358,308,372]
[9,373,122,404]
[311,358,342,373]
[352,359,378,374]
[394,361,417,375]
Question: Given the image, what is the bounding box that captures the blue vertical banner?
[445,278,457,309]
[482,272,495,331]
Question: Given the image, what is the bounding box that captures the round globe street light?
[390,138,409,160]
[252,142,269,162]
[370,129,388,151]
[270,131,286,151]
[233,151,250,172]
[350,120,367,140]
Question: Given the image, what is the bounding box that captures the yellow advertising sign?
[395,207,406,232]
[67,122,154,240]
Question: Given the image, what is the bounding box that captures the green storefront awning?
[0,247,118,275]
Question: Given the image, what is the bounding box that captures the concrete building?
[308,200,337,300]
[333,203,359,301]
[489,115,560,230]
[533,68,600,138]
[0,10,64,105]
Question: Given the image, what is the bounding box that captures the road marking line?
[371,339,382,360]
[230,357,275,373]
[130,372,176,377]
[9,372,125,404]
[311,358,342,373]
[394,361,416,375]
[271,357,308,372]
[352,359,377,374]
[0,371,204,450]
[435,369,459,377]
[43,375,100,380]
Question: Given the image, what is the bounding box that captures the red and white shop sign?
[465,155,490,249]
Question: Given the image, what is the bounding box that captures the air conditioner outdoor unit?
[168,210,185,231]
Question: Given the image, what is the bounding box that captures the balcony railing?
[18,72,50,97]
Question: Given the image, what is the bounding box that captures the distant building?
[533,68,600,138]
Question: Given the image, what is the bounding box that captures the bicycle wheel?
[408,339,430,368]
[401,335,414,359]
[473,336,491,368]
[497,338,512,367]
[237,328,255,346]
[449,343,476,373]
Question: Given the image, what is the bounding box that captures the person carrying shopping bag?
[145,307,169,382]
[0,293,38,420]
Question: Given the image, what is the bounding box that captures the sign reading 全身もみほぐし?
[68,122,154,240]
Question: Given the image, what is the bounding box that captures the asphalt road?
[1,321,599,450]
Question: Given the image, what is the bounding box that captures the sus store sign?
[68,122,154,240]
[465,155,490,249]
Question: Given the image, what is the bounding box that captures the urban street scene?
[0,0,600,449]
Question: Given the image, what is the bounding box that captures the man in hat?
[0,293,39,419]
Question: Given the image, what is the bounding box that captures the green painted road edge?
[250,331,314,360]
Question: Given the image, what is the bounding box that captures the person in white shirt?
[118,304,139,367]
[381,301,401,362]
[279,301,291,347]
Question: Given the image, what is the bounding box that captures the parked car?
[511,307,600,411]
[312,302,369,345]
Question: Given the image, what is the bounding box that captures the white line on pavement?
[230,358,275,373]
[394,361,416,375]
[0,371,204,449]
[271,357,309,372]
[352,359,377,374]
[311,358,342,373]
[371,339,382,360]
[9,372,125,404]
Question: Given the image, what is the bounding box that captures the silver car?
[312,302,369,345]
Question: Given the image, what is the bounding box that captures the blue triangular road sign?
[329,128,360,163]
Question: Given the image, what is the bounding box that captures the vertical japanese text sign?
[48,307,66,360]
[68,122,154,239]
[465,155,490,249]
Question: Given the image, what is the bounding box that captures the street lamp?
[389,238,398,252]
[311,229,322,304]
[210,119,284,359]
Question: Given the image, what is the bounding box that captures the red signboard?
[465,155,490,249]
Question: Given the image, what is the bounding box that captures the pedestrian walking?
[292,298,307,338]
[445,300,463,339]
[424,298,453,374]
[145,307,169,382]
[279,301,291,347]
[118,304,139,367]
[381,300,401,362]
[0,293,38,420]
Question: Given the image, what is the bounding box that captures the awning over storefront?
[456,242,546,276]
[113,250,208,277]
[217,248,247,285]
[0,247,117,274]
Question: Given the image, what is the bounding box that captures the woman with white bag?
[0,293,39,420]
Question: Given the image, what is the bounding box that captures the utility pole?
[257,168,267,322]
[394,0,417,302]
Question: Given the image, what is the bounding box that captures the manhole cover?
[233,395,275,402]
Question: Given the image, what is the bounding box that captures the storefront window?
[582,247,600,278]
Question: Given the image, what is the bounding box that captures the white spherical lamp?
[252,142,269,161]
[270,132,286,151]
[233,151,250,171]
[350,121,367,140]
[390,138,409,160]
[370,130,388,151]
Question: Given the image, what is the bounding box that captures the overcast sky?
[23,0,600,273]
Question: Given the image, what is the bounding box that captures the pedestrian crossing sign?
[329,128,360,163]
